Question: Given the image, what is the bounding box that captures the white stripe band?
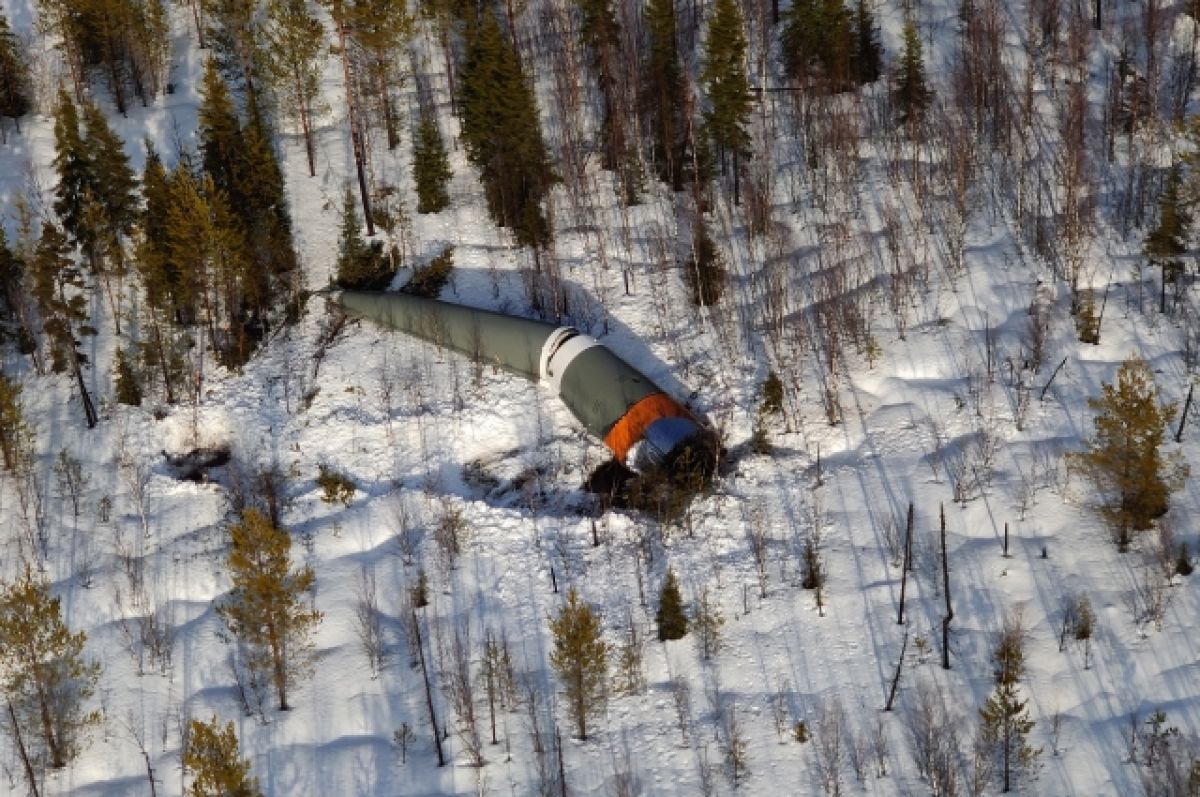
[539,327,600,394]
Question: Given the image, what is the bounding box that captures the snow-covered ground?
[4,0,1200,795]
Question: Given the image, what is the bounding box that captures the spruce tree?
[549,587,609,740]
[0,227,28,348]
[184,716,264,797]
[412,104,452,214]
[656,568,687,641]
[851,0,882,84]
[1073,356,1187,550]
[51,89,96,260]
[216,508,323,711]
[0,566,101,768]
[334,184,390,289]
[893,18,931,126]
[683,217,727,306]
[641,0,685,188]
[1144,165,1190,313]
[114,347,143,405]
[82,100,139,239]
[0,13,30,133]
[979,623,1040,792]
[782,0,853,89]
[701,0,751,178]
[458,8,554,247]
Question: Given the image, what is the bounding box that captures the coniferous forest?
[6,0,1200,794]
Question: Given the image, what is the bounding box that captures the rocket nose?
[631,417,719,482]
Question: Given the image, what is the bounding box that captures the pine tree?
[1145,165,1190,313]
[641,0,685,188]
[458,8,554,247]
[262,0,325,176]
[893,17,931,126]
[656,568,688,641]
[412,105,452,214]
[701,0,750,179]
[198,59,244,202]
[0,13,31,134]
[1073,356,1187,551]
[216,508,323,711]
[0,566,101,769]
[549,587,609,740]
[0,370,32,471]
[334,184,391,289]
[184,716,263,797]
[341,0,412,150]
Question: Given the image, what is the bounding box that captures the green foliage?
[893,18,931,126]
[0,566,101,768]
[1073,356,1187,550]
[262,0,325,175]
[316,463,356,505]
[1073,595,1094,640]
[701,0,750,167]
[979,613,1041,790]
[1176,542,1194,577]
[692,586,723,660]
[760,371,784,416]
[979,680,1041,791]
[410,567,429,608]
[458,9,554,247]
[334,185,393,290]
[216,508,323,711]
[114,347,143,406]
[402,247,454,298]
[1145,166,1190,304]
[82,99,139,241]
[0,14,31,126]
[31,222,88,373]
[782,0,882,90]
[0,371,32,471]
[184,716,263,797]
[549,587,609,740]
[52,90,94,255]
[412,105,452,214]
[656,568,688,641]
[801,534,824,590]
[1074,288,1100,344]
[683,218,727,306]
[641,0,685,188]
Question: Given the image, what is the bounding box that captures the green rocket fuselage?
[334,290,714,475]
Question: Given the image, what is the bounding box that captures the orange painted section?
[603,393,695,461]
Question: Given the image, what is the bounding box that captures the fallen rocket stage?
[332,290,720,490]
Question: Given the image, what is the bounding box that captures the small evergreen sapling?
[656,568,688,641]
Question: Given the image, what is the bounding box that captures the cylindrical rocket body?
[337,289,557,379]
[333,290,715,475]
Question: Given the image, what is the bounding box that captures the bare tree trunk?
[331,1,374,235]
[897,502,913,624]
[9,700,41,797]
[413,610,446,766]
[941,504,953,670]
